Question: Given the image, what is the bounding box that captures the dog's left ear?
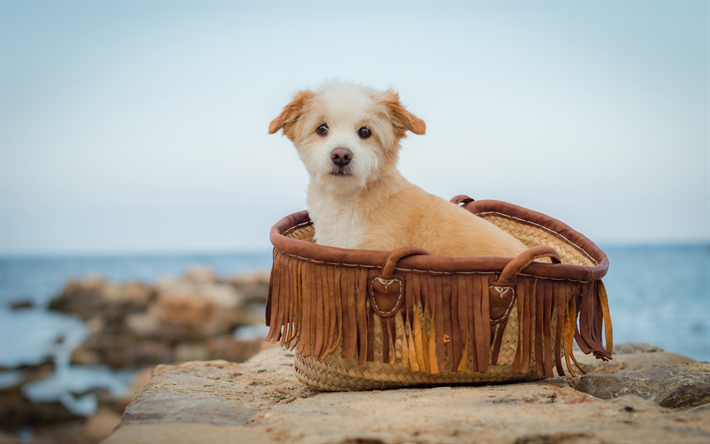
[268,90,314,138]
[382,91,426,136]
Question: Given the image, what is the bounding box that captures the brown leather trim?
[271,202,608,281]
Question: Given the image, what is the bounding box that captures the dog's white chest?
[307,193,366,250]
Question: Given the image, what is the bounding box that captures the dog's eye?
[358,127,371,139]
[316,124,328,137]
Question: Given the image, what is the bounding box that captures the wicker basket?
[266,197,612,391]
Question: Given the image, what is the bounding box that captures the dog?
[268,81,527,258]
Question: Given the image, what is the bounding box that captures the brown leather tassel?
[442,275,456,371]
[380,314,390,364]
[404,275,415,370]
[575,283,594,355]
[296,262,312,356]
[273,255,288,343]
[313,266,326,358]
[464,275,476,373]
[534,278,545,376]
[357,268,370,365]
[562,283,578,377]
[512,278,526,373]
[341,268,357,361]
[433,277,446,373]
[412,274,427,372]
[320,266,337,359]
[456,276,469,372]
[287,260,303,347]
[522,278,534,374]
[554,283,566,377]
[400,312,410,369]
[480,275,492,372]
[598,281,613,356]
[471,275,484,373]
[365,269,376,363]
[542,280,554,378]
[265,252,280,342]
[265,249,276,328]
[281,257,293,346]
[328,266,343,355]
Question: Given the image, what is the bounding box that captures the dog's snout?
[330,148,353,166]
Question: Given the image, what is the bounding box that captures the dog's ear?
[268,90,314,137]
[382,91,426,136]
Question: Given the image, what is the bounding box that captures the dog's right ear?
[268,90,314,138]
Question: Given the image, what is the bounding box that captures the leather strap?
[372,247,431,318]
[380,246,431,278]
[449,195,475,205]
[494,245,561,286]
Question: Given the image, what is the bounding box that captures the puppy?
[269,81,527,258]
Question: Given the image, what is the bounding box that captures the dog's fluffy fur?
[269,81,527,258]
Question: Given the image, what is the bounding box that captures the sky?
[1,0,708,255]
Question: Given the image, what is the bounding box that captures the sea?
[0,245,708,416]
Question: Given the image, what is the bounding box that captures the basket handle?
[371,246,431,318]
[450,195,475,205]
[494,245,561,286]
[380,246,431,279]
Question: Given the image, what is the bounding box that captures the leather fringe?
[265,250,613,376]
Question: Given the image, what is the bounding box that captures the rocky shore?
[104,343,710,444]
[0,267,272,444]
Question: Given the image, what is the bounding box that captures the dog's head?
[269,82,425,194]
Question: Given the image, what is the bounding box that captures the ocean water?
[0,246,708,415]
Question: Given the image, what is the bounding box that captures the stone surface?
[104,347,710,444]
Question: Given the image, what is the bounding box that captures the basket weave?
[266,198,612,391]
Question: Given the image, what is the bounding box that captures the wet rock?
[0,385,81,430]
[7,299,34,310]
[575,362,710,408]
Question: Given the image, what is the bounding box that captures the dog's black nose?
[330,148,353,166]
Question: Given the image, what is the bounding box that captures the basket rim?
[270,199,609,281]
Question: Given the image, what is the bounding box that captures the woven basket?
[266,197,612,391]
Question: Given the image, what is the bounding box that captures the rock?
[183,266,218,284]
[82,408,121,443]
[115,368,154,414]
[49,276,153,321]
[613,343,665,354]
[29,420,87,444]
[103,348,710,444]
[574,362,710,408]
[0,385,81,429]
[230,271,270,304]
[174,344,209,363]
[71,338,173,369]
[7,299,34,310]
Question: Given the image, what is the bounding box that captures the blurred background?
[1,1,708,442]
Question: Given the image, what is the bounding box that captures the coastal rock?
[7,298,34,310]
[0,385,81,430]
[230,270,270,304]
[58,269,265,370]
[575,362,710,408]
[49,277,153,321]
[103,346,710,444]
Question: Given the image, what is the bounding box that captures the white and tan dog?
[269,81,527,258]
